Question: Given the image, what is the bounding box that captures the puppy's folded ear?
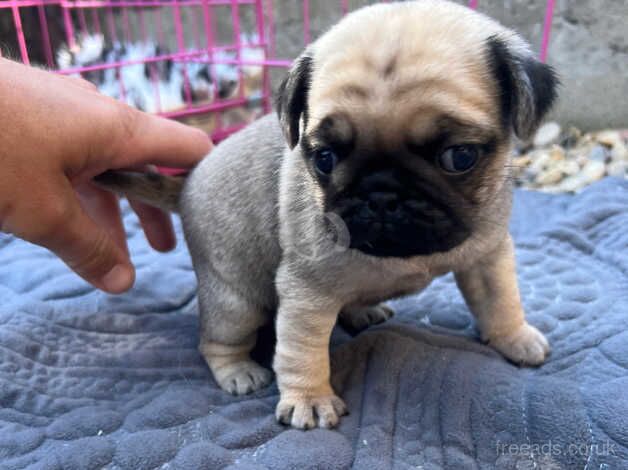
[487,36,559,141]
[276,52,313,148]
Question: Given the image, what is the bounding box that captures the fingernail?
[196,129,213,150]
[102,264,134,293]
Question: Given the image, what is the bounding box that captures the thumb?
[36,182,135,294]
[107,106,212,169]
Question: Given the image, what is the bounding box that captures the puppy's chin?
[331,169,470,258]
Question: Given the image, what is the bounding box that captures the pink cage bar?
[1,0,555,142]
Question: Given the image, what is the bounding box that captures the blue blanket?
[1,178,627,469]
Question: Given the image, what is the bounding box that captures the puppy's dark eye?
[438,145,479,174]
[314,149,337,175]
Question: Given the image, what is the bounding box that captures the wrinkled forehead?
[306,46,499,148]
[304,5,505,147]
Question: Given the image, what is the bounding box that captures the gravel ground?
[512,122,628,192]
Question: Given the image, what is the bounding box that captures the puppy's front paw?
[276,392,348,429]
[339,304,394,333]
[489,323,550,366]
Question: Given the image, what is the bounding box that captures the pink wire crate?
[1,0,555,142]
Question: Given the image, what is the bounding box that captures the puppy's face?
[277,1,557,258]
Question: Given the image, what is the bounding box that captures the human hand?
[0,58,212,293]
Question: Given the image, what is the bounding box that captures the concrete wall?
[269,0,628,130]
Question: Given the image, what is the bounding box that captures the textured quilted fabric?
[1,178,627,469]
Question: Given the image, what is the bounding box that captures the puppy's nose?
[367,192,399,214]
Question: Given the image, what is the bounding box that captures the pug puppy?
[96,0,558,429]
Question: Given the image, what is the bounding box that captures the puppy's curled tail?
[94,170,185,213]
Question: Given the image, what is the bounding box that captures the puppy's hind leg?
[338,304,394,333]
[197,271,273,395]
